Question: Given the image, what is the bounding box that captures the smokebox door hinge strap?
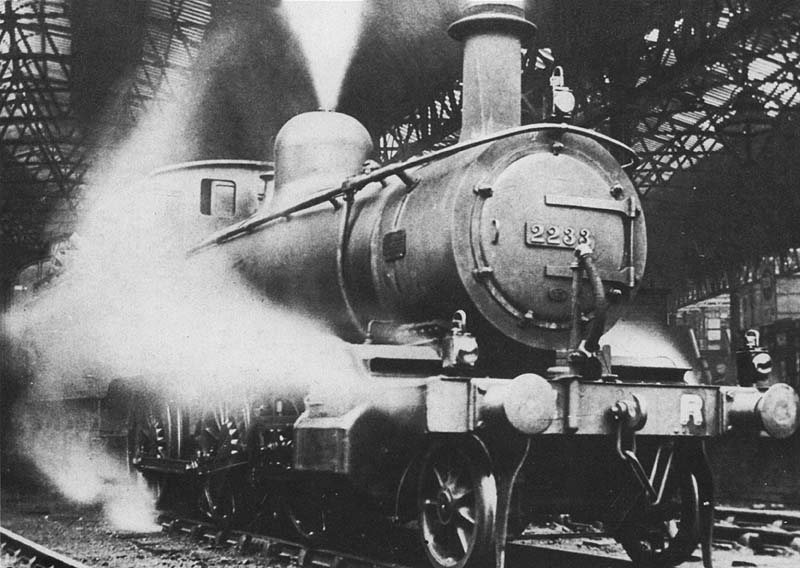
[547,195,640,287]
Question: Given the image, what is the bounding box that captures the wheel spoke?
[456,525,470,554]
[432,465,447,489]
[134,412,169,458]
[667,519,680,539]
[202,486,214,513]
[457,505,476,526]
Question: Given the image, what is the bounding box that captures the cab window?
[200,179,236,217]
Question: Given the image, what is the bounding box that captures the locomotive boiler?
[127,2,800,568]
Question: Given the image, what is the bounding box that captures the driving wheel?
[195,406,246,524]
[128,398,174,505]
[616,461,701,566]
[198,474,238,525]
[285,481,335,542]
[418,438,497,568]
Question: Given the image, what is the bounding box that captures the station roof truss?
[123,0,211,115]
[670,247,800,312]
[618,0,800,197]
[2,0,799,287]
[1,0,81,259]
[379,0,800,193]
[0,0,213,263]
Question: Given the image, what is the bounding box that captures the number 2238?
[525,223,592,248]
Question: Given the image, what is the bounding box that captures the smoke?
[282,0,365,110]
[12,402,160,532]
[3,26,365,396]
[3,15,367,528]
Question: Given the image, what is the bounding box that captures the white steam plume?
[4,26,366,530]
[283,0,365,110]
[17,409,161,533]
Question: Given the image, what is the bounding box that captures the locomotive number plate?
[525,223,593,248]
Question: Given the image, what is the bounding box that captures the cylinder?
[272,111,373,208]
[448,1,537,141]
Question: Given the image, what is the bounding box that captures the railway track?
[156,513,634,568]
[714,506,800,554]
[0,527,92,568]
[5,505,799,568]
[159,515,409,568]
[157,505,800,567]
[506,540,632,568]
[152,513,635,568]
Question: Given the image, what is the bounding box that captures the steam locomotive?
[119,2,800,568]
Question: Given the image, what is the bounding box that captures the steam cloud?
[3,13,367,531]
[16,410,161,533]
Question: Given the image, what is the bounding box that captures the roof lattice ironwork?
[0,0,213,267]
[378,0,800,195]
[125,0,211,113]
[618,0,800,195]
[2,0,800,293]
[1,0,83,260]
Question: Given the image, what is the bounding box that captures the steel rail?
[0,526,93,568]
[157,512,637,568]
[714,505,800,550]
[159,514,411,568]
[508,541,633,568]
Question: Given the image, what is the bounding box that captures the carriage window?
[200,179,236,217]
[706,317,722,344]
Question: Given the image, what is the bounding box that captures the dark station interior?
[2,2,800,568]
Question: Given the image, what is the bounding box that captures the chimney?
[448,1,537,141]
